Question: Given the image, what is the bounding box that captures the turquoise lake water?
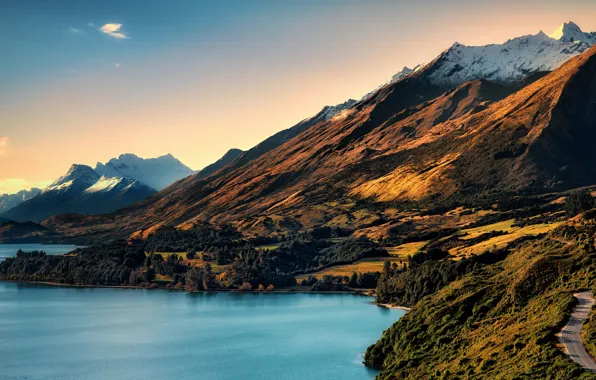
[0,282,405,380]
[0,244,81,261]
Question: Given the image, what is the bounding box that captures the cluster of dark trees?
[375,248,509,307]
[269,236,388,275]
[0,242,146,286]
[141,224,242,253]
[565,189,595,217]
[301,271,380,291]
[0,240,300,291]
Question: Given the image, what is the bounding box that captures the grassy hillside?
[365,216,596,379]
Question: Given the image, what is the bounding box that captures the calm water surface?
[0,282,405,380]
[0,244,82,261]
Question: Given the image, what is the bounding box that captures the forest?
[0,224,387,292]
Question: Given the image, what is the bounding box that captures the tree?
[186,248,197,260]
[123,257,136,268]
[203,263,215,289]
[383,260,391,277]
[185,267,204,291]
[565,190,595,217]
[349,272,359,288]
[145,267,155,283]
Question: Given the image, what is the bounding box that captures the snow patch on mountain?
[83,176,126,194]
[46,180,75,193]
[317,99,358,121]
[389,64,425,84]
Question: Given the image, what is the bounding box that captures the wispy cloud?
[0,137,8,155]
[115,63,121,68]
[0,178,53,195]
[68,27,84,34]
[99,23,129,39]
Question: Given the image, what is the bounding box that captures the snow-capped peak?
[389,64,425,84]
[95,153,194,191]
[42,164,99,193]
[359,21,595,101]
[421,21,595,87]
[548,21,595,44]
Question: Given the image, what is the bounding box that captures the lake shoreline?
[1,279,382,297]
[374,302,411,311]
[3,279,412,311]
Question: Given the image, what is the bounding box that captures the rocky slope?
[196,149,244,179]
[364,216,596,379]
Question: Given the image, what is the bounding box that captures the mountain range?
[22,22,596,240]
[1,164,156,223]
[94,153,195,191]
[2,154,196,222]
[0,188,41,214]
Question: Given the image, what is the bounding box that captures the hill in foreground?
[364,212,596,379]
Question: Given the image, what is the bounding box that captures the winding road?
[558,292,596,371]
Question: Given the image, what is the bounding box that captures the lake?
[0,244,82,261]
[0,282,405,380]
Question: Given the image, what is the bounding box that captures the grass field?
[294,240,428,282]
[295,257,403,281]
[254,243,281,251]
[191,260,229,272]
[450,221,563,258]
[459,219,516,240]
[153,252,230,271]
[384,241,429,259]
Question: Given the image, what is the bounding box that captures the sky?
[1,0,596,195]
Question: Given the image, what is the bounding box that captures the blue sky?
[1,0,596,194]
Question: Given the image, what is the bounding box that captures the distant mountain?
[0,220,52,243]
[0,188,41,213]
[95,153,194,191]
[2,164,156,222]
[197,149,244,179]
